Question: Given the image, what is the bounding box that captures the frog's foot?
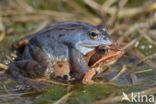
[82,69,96,85]
[13,38,29,49]
[23,78,48,92]
[8,60,48,92]
[8,44,50,91]
[16,77,48,92]
[12,35,33,51]
[82,79,95,85]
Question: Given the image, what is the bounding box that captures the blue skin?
[61,22,112,55]
[31,21,112,79]
[8,21,112,86]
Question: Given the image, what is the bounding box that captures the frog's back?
[29,21,94,59]
[30,22,94,47]
[33,21,94,38]
[30,21,93,45]
[45,21,93,30]
[13,21,96,58]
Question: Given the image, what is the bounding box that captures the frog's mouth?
[76,39,112,55]
[85,43,124,68]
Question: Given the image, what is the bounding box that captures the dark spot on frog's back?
[47,34,50,38]
[59,34,64,37]
[68,23,84,27]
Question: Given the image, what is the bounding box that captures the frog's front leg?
[82,68,96,84]
[70,48,96,84]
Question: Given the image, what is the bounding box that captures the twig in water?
[36,78,68,86]
[138,30,156,45]
[118,14,156,44]
[54,91,74,104]
[135,69,153,74]
[132,49,156,69]
[111,65,127,81]
[0,63,8,70]
[122,39,138,50]
[15,0,33,12]
[102,0,118,8]
[130,73,140,85]
[0,17,5,42]
[0,91,37,99]
[84,0,101,12]
[137,53,156,65]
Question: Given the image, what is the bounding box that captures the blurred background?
[0,0,156,104]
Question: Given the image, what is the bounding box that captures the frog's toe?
[24,78,48,92]
[82,79,95,85]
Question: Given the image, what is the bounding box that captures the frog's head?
[63,22,112,55]
[87,42,124,68]
[76,27,112,55]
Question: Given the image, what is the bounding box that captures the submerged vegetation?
[0,0,156,104]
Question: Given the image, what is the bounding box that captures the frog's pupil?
[89,31,99,39]
[91,32,97,37]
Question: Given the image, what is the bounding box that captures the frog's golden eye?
[89,30,99,40]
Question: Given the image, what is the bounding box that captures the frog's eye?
[97,47,108,55]
[89,30,99,40]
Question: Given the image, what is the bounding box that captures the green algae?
[36,86,67,104]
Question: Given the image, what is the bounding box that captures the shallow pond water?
[0,33,156,104]
[0,20,156,104]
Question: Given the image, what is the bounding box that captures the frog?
[8,21,123,89]
[82,42,123,84]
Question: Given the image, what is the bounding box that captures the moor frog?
[8,21,123,88]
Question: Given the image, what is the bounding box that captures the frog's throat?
[75,45,95,55]
[75,40,112,55]
[78,40,112,48]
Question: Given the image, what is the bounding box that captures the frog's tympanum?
[8,21,123,87]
